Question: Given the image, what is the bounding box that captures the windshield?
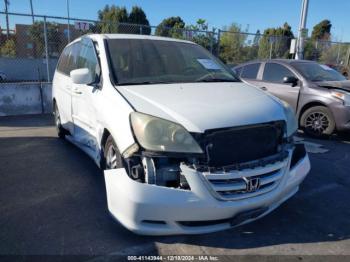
[292,62,346,82]
[106,39,239,85]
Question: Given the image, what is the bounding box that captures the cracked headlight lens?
[282,101,298,137]
[130,112,203,154]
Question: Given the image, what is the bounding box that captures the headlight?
[130,112,203,154]
[281,101,298,137]
[331,90,350,106]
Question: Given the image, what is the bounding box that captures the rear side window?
[263,63,295,83]
[241,63,260,79]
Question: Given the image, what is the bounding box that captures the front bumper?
[104,149,310,235]
[330,103,350,131]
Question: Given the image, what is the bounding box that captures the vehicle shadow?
[0,136,160,255]
[296,130,350,143]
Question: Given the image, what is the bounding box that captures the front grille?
[197,151,289,201]
[195,121,285,168]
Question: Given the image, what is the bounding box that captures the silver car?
[234,59,350,137]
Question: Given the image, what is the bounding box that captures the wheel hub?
[305,112,329,134]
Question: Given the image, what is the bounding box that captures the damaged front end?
[104,112,310,235]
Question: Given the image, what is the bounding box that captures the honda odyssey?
[52,34,310,235]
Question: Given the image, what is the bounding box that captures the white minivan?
[52,34,310,235]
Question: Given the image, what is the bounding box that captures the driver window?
[263,63,295,83]
[76,39,100,82]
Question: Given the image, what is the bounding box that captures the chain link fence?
[1,12,350,82]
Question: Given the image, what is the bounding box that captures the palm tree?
[4,0,10,38]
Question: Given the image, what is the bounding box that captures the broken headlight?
[282,101,298,137]
[130,112,203,154]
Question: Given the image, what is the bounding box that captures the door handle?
[260,86,267,91]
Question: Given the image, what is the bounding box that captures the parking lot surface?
[1,114,350,257]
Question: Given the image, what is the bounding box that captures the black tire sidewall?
[300,106,335,137]
[54,104,65,139]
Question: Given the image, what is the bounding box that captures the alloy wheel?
[305,112,329,135]
[106,144,118,169]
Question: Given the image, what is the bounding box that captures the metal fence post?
[336,43,341,65]
[66,0,71,43]
[269,41,273,59]
[43,16,50,82]
[217,29,221,57]
[210,28,215,54]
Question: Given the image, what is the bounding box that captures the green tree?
[0,38,16,57]
[97,5,151,34]
[128,6,151,35]
[97,5,128,33]
[185,19,216,51]
[240,29,261,62]
[304,20,332,60]
[29,21,62,57]
[258,22,294,59]
[155,16,185,38]
[311,19,332,41]
[219,23,248,64]
[319,43,347,65]
[303,39,317,60]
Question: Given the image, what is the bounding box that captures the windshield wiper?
[196,78,238,83]
[118,81,171,86]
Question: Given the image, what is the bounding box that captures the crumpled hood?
[117,82,286,133]
[315,80,350,92]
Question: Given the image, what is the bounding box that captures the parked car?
[52,35,310,235]
[234,59,350,137]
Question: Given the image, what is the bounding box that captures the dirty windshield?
[106,38,239,85]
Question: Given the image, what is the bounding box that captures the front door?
[71,38,101,151]
[258,62,300,111]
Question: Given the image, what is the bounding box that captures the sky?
[1,0,350,42]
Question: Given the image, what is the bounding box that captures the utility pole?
[29,0,34,24]
[29,0,37,57]
[295,0,309,60]
[4,0,10,38]
[66,0,71,43]
[43,16,50,82]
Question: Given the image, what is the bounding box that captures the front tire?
[103,135,124,170]
[300,106,335,137]
[54,103,66,139]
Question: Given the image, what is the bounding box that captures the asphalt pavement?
[0,114,350,259]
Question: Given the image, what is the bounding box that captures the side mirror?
[70,68,93,85]
[283,76,298,87]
